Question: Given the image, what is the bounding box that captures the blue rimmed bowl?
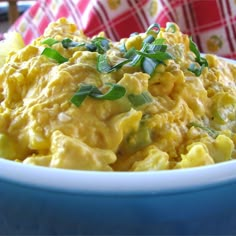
[0,158,236,235]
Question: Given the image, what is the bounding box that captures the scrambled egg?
[0,18,236,171]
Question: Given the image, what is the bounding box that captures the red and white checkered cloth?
[8,0,236,59]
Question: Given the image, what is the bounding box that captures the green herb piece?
[71,83,126,107]
[97,54,130,73]
[188,122,219,138]
[128,91,153,107]
[136,50,172,61]
[41,38,59,46]
[86,43,97,52]
[128,44,149,67]
[188,63,205,77]
[124,47,136,59]
[90,83,126,100]
[92,37,110,54]
[141,57,160,75]
[41,48,68,64]
[146,23,161,34]
[61,38,85,48]
[70,84,94,107]
[153,38,165,45]
[189,37,201,59]
[143,35,155,44]
[119,43,127,53]
[166,23,177,33]
[188,37,208,76]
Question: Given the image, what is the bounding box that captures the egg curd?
[0,18,236,171]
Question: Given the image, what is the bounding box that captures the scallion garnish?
[188,37,208,76]
[188,63,204,77]
[128,92,153,107]
[86,43,97,52]
[166,23,177,33]
[188,122,219,138]
[146,23,161,34]
[71,83,126,107]
[61,38,85,48]
[41,38,59,46]
[119,43,127,53]
[92,37,110,54]
[141,57,160,75]
[97,54,130,73]
[143,35,155,44]
[41,48,68,64]
[136,50,172,61]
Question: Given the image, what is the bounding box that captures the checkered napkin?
[9,0,236,59]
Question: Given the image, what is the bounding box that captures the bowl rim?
[0,56,236,194]
[1,158,236,194]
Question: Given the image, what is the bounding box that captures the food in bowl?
[0,18,236,171]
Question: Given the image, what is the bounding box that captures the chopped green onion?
[147,44,167,53]
[146,23,161,34]
[97,54,130,73]
[124,47,136,60]
[90,83,126,100]
[188,122,219,138]
[61,38,85,48]
[86,43,97,52]
[119,43,127,53]
[153,38,165,45]
[188,37,208,76]
[189,37,208,66]
[128,92,153,107]
[70,84,94,107]
[166,23,177,33]
[188,63,205,76]
[136,50,172,61]
[143,35,155,44]
[71,83,126,107]
[189,36,201,59]
[91,37,110,54]
[41,38,59,46]
[141,57,160,75]
[41,48,68,64]
[128,44,148,66]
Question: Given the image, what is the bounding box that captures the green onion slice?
[71,83,126,107]
[141,57,160,75]
[90,83,126,100]
[97,54,130,73]
[62,38,85,48]
[128,91,153,107]
[188,63,205,76]
[136,50,172,61]
[189,37,208,67]
[143,35,155,44]
[92,37,110,54]
[153,38,165,45]
[188,122,219,138]
[41,48,68,64]
[146,23,161,34]
[41,38,59,46]
[86,43,97,52]
[166,23,177,33]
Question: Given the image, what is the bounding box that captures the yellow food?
[0,32,25,67]
[0,18,236,171]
